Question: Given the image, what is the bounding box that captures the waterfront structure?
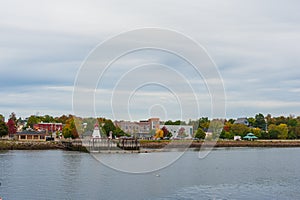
[160,125,193,139]
[243,132,258,141]
[92,124,101,138]
[16,130,47,141]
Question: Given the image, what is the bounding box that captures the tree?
[0,114,5,122]
[254,113,266,130]
[7,113,17,137]
[27,115,41,128]
[231,124,249,137]
[102,119,116,137]
[268,124,279,139]
[198,117,210,130]
[62,126,73,138]
[267,124,288,139]
[0,120,8,137]
[251,127,262,138]
[194,128,206,139]
[62,118,79,139]
[165,120,181,125]
[161,126,172,138]
[9,112,17,123]
[277,124,288,139]
[247,117,256,127]
[154,129,164,139]
[115,127,128,137]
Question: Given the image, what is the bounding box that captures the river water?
[1,148,300,200]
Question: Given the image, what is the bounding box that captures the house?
[16,130,48,141]
[234,118,249,126]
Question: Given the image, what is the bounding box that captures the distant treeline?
[1,113,300,140]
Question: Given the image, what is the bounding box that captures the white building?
[92,124,101,139]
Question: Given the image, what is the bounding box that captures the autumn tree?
[155,129,164,139]
[268,124,288,139]
[230,123,249,137]
[161,126,172,138]
[277,124,288,139]
[7,112,17,137]
[62,118,79,139]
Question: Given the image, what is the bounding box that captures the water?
[1,148,300,199]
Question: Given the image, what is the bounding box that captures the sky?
[0,0,300,121]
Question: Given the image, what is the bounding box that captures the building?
[114,118,160,137]
[160,125,193,139]
[243,132,258,141]
[92,124,101,139]
[33,123,63,133]
[234,118,249,126]
[16,130,48,141]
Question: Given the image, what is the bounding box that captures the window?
[20,135,26,140]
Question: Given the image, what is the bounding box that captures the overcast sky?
[0,0,300,121]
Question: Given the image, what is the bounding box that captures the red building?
[33,123,63,133]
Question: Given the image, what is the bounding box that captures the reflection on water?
[0,148,300,200]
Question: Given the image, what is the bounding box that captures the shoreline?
[0,140,88,152]
[140,140,300,149]
[2,140,300,152]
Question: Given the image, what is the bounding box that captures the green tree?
[231,123,249,137]
[247,117,256,127]
[194,128,206,139]
[0,114,4,122]
[198,117,210,130]
[254,113,266,130]
[251,127,262,138]
[102,119,116,137]
[165,120,181,125]
[27,115,41,128]
[114,127,128,137]
[0,120,8,137]
[62,126,73,138]
[268,124,279,139]
[277,124,288,139]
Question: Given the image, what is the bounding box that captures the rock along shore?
[140,140,300,149]
[2,140,300,152]
[0,140,88,152]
